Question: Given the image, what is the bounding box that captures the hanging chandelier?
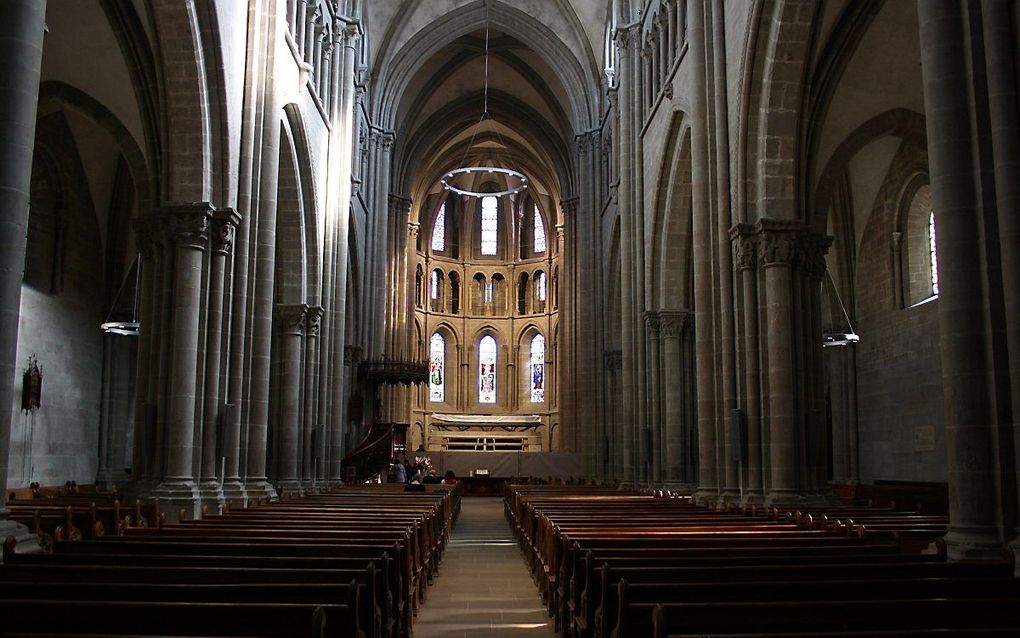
[440,15,528,198]
[822,268,860,348]
[100,254,140,336]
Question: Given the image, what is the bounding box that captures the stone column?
[759,221,802,505]
[0,0,46,547]
[689,0,718,501]
[918,0,1005,559]
[198,208,239,510]
[304,306,323,486]
[660,312,685,487]
[732,227,763,503]
[154,203,213,518]
[615,26,637,487]
[276,304,307,497]
[980,0,1020,556]
[645,313,662,482]
[131,223,156,488]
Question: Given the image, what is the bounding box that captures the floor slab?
[415,497,556,638]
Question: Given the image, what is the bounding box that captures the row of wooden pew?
[506,486,1019,638]
[1,483,462,638]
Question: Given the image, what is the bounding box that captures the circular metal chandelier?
[440,13,527,199]
[441,166,527,198]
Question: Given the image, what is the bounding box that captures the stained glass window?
[481,196,498,255]
[429,333,445,402]
[534,205,546,253]
[430,270,440,300]
[536,272,546,302]
[929,211,939,297]
[530,334,545,403]
[431,203,446,252]
[479,335,497,403]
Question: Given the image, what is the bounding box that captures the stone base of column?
[719,489,742,504]
[945,527,1006,562]
[151,480,200,522]
[694,488,719,505]
[740,491,766,507]
[276,480,304,499]
[198,480,225,516]
[244,479,278,503]
[1010,538,1020,576]
[805,490,843,506]
[220,479,248,508]
[765,489,807,507]
[95,470,116,492]
[0,518,42,554]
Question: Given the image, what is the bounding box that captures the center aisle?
[415,497,556,637]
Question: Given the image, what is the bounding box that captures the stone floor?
[414,497,557,637]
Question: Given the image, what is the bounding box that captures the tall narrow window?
[485,279,494,304]
[429,333,445,402]
[929,211,939,296]
[479,335,497,403]
[530,334,545,403]
[430,270,440,300]
[534,205,546,253]
[481,196,498,255]
[536,272,547,302]
[431,202,446,252]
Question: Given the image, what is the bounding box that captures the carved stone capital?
[643,311,661,338]
[729,223,757,271]
[755,219,804,268]
[800,232,833,280]
[408,222,420,238]
[161,203,214,250]
[210,207,241,255]
[305,306,324,338]
[344,345,363,366]
[133,219,156,260]
[659,310,691,338]
[276,304,308,336]
[342,22,361,48]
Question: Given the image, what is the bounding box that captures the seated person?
[404,479,426,492]
[422,469,442,484]
[442,470,458,485]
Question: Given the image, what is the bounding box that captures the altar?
[419,450,581,480]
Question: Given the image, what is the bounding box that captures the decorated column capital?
[210,207,242,255]
[755,219,804,268]
[603,350,623,371]
[729,222,758,271]
[305,306,324,338]
[800,232,833,280]
[161,202,214,250]
[277,304,308,336]
[643,311,661,339]
[344,345,363,366]
[133,219,157,260]
[659,309,691,338]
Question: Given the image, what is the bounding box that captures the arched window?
[928,211,939,297]
[479,335,497,403]
[431,202,446,252]
[415,265,423,307]
[536,272,547,302]
[481,196,498,255]
[485,279,494,304]
[429,333,445,402]
[430,269,440,300]
[530,334,545,403]
[534,205,546,253]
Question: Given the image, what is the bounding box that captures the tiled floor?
[414,497,557,637]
